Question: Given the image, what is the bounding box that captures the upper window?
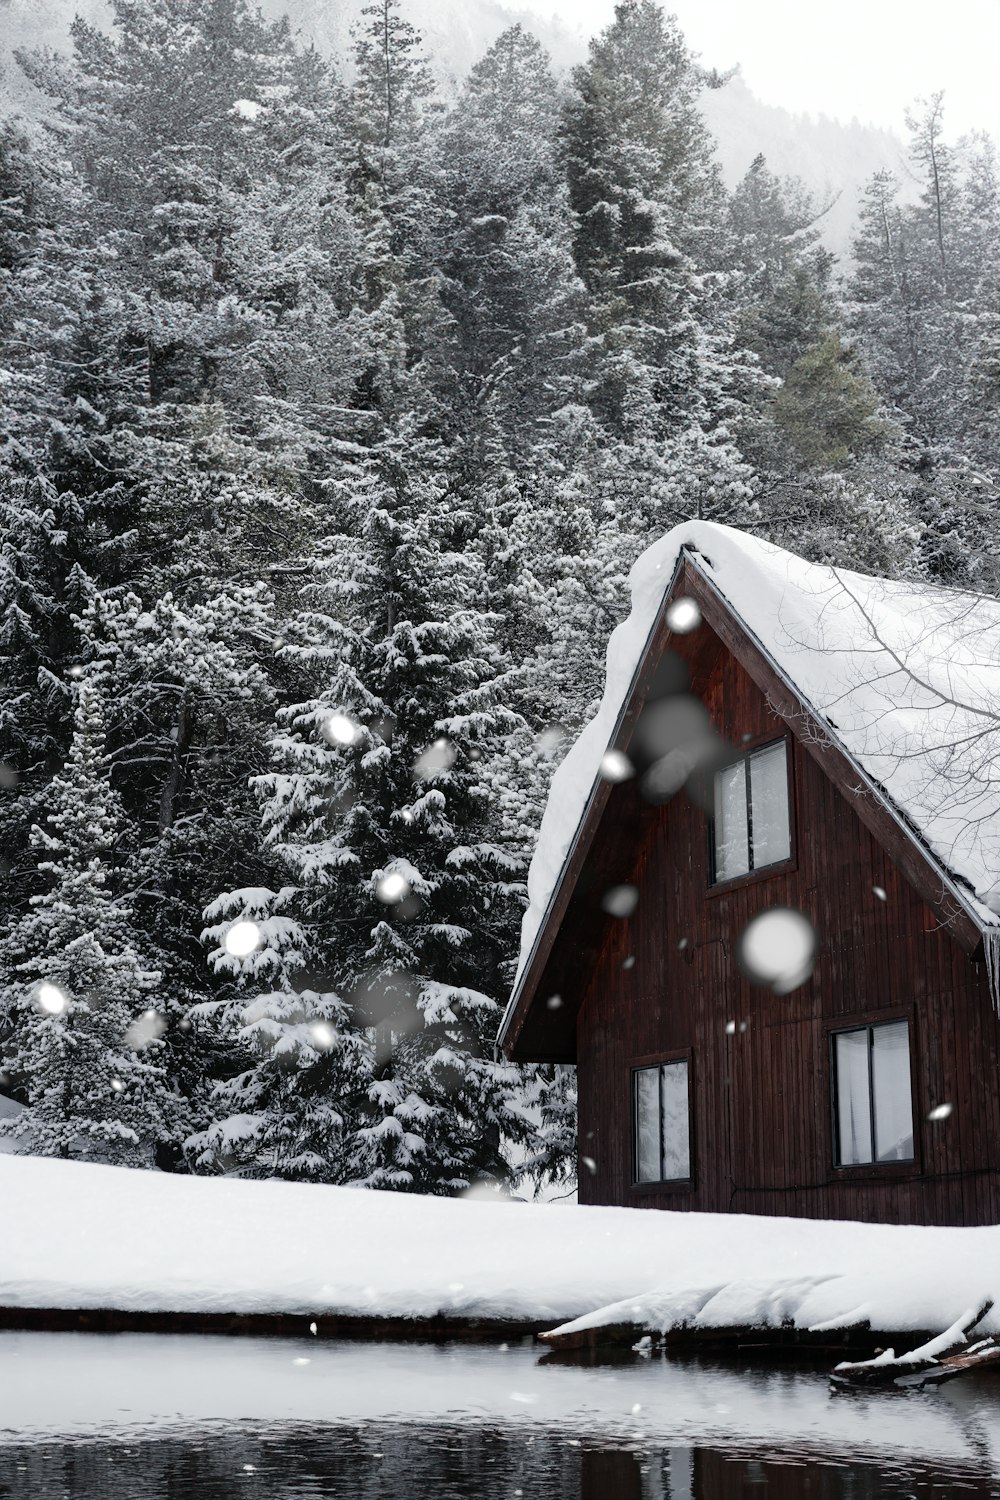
[633,1059,691,1184]
[712,739,791,883]
[833,1020,914,1167]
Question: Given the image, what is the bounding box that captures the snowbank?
[513,521,1000,990]
[1,1155,998,1338]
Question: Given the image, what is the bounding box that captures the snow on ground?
[3,1330,999,1475]
[2,1155,998,1338]
[512,520,1000,994]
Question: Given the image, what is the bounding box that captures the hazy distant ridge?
[0,0,908,258]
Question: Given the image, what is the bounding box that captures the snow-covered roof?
[512,520,1000,1001]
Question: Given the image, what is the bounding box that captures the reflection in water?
[1,1333,998,1499]
[2,1422,999,1500]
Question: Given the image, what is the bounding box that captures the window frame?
[707,733,796,892]
[827,1010,920,1176]
[629,1048,694,1192]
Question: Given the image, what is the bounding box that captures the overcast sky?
[522,0,1000,140]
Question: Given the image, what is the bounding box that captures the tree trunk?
[159,698,195,833]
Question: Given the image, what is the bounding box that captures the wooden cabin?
[499,523,1000,1226]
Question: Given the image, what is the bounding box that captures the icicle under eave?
[982,926,1000,1016]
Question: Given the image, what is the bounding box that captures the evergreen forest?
[1,0,997,1192]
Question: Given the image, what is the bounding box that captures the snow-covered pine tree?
[722,157,910,573]
[194,440,538,1192]
[1,0,369,1144]
[845,102,1000,586]
[561,0,757,549]
[0,678,181,1163]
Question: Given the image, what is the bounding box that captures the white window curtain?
[871,1021,914,1162]
[835,1028,874,1165]
[749,741,790,867]
[660,1061,690,1181]
[634,1067,661,1183]
[633,1062,691,1183]
[713,761,749,880]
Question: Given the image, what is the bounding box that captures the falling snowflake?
[231,98,264,120]
[599,749,634,783]
[224,920,261,957]
[124,1009,167,1050]
[413,738,456,778]
[738,908,816,993]
[0,761,19,789]
[375,872,411,905]
[309,1021,337,1050]
[545,994,563,1010]
[665,596,701,633]
[873,885,887,902]
[110,1078,125,1093]
[36,982,68,1016]
[601,884,639,918]
[927,1102,953,1122]
[538,724,566,752]
[322,712,362,747]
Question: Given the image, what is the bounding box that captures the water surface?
[1,1331,998,1498]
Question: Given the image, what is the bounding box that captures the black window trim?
[708,733,794,888]
[829,1017,916,1170]
[630,1051,694,1188]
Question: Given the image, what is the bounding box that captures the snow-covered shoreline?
[2,1157,998,1341]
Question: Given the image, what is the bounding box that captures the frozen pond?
[1,1331,999,1497]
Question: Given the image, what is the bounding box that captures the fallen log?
[831,1299,996,1391]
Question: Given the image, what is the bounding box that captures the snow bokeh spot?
[0,761,18,789]
[545,994,563,1010]
[124,1009,167,1050]
[738,908,816,993]
[413,738,456,778]
[538,724,567,753]
[110,1078,125,1093]
[632,695,718,805]
[36,982,68,1016]
[873,885,888,902]
[927,1101,953,1121]
[601,884,639,918]
[224,920,261,957]
[665,596,702,633]
[322,713,361,747]
[581,1154,597,1174]
[599,749,634,783]
[375,872,411,905]
[309,1021,337,1050]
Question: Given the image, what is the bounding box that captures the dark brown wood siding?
[575,620,1000,1226]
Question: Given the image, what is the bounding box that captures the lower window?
[633,1059,691,1183]
[832,1020,914,1166]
